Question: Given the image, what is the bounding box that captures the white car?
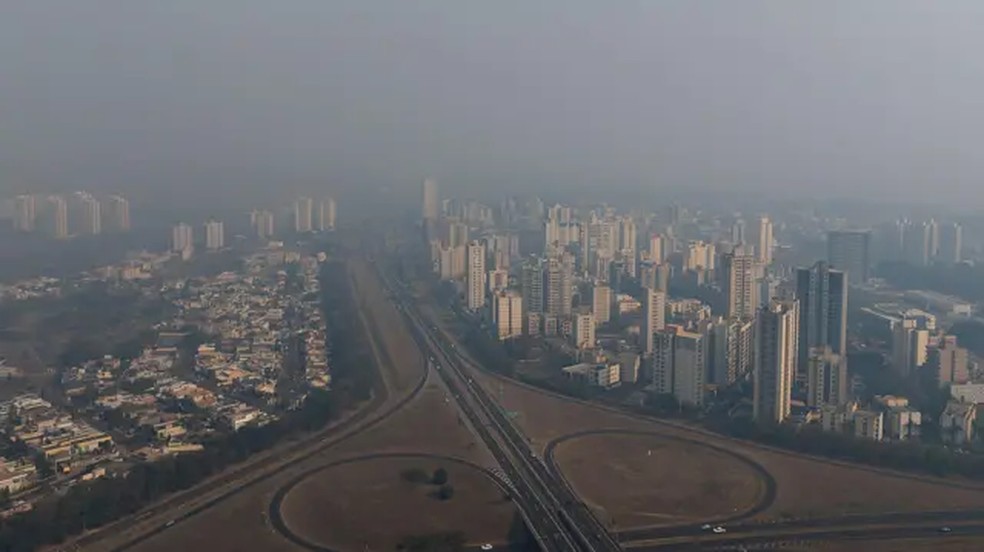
[712,526,727,534]
[700,524,712,530]
[481,545,493,551]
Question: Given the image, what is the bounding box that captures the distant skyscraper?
[643,288,667,355]
[492,290,523,340]
[172,223,193,252]
[316,198,336,231]
[571,309,596,350]
[80,194,101,235]
[466,240,487,311]
[806,347,846,407]
[648,233,665,263]
[521,257,544,315]
[592,283,611,325]
[932,335,969,386]
[294,197,314,233]
[901,222,930,267]
[722,251,759,320]
[938,223,962,264]
[254,210,275,240]
[754,299,799,424]
[892,318,929,378]
[106,195,130,231]
[205,220,225,250]
[543,254,573,317]
[731,218,746,246]
[47,195,69,239]
[651,325,707,407]
[422,178,440,221]
[796,261,847,382]
[827,229,871,283]
[13,195,36,232]
[708,316,755,385]
[757,216,774,265]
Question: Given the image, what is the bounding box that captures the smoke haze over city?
[3,1,984,207]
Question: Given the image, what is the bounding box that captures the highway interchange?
[64,245,984,552]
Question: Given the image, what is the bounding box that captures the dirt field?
[552,432,768,528]
[279,456,519,550]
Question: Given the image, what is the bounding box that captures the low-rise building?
[854,409,884,441]
[941,401,976,446]
[561,362,620,389]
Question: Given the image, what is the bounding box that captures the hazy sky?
[2,1,984,206]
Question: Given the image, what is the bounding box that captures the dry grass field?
[278,456,518,551]
[552,432,768,528]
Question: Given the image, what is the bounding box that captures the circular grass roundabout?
[269,453,522,551]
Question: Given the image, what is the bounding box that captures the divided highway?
[376,264,621,552]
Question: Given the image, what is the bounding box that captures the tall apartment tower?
[651,325,707,407]
[492,290,523,340]
[47,195,69,239]
[731,218,746,246]
[294,197,314,233]
[205,220,225,250]
[316,198,336,231]
[465,240,487,311]
[520,258,544,315]
[13,195,36,232]
[827,230,871,284]
[642,288,667,355]
[722,251,759,320]
[591,283,611,325]
[172,223,194,252]
[902,222,931,266]
[106,195,130,231]
[254,210,275,240]
[543,254,573,317]
[757,216,774,265]
[422,178,440,221]
[80,195,101,235]
[795,261,847,382]
[806,347,846,407]
[938,223,962,264]
[754,299,799,424]
[708,316,755,385]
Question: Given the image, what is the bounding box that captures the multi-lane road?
[377,263,622,552]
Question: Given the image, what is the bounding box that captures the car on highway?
[939,526,952,533]
[164,520,175,528]
[481,545,493,551]
[700,524,712,530]
[712,526,727,534]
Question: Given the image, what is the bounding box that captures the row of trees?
[0,260,375,551]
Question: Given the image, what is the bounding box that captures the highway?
[376,264,622,552]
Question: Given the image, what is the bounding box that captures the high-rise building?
[492,290,523,340]
[543,254,573,317]
[651,325,707,407]
[722,251,759,320]
[892,318,929,378]
[47,195,69,239]
[806,346,846,407]
[172,223,194,252]
[294,197,314,233]
[79,194,101,235]
[757,216,773,265]
[254,210,275,240]
[422,178,440,221]
[707,316,755,385]
[466,240,487,311]
[13,195,36,232]
[731,218,746,246]
[796,261,847,382]
[684,240,715,272]
[930,335,968,386]
[827,229,871,283]
[591,283,611,325]
[901,222,931,266]
[106,195,130,231]
[754,299,799,424]
[571,309,596,350]
[938,223,962,264]
[521,258,544,315]
[648,233,665,263]
[317,198,337,231]
[447,220,469,248]
[488,268,509,292]
[642,288,667,355]
[205,220,225,250]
